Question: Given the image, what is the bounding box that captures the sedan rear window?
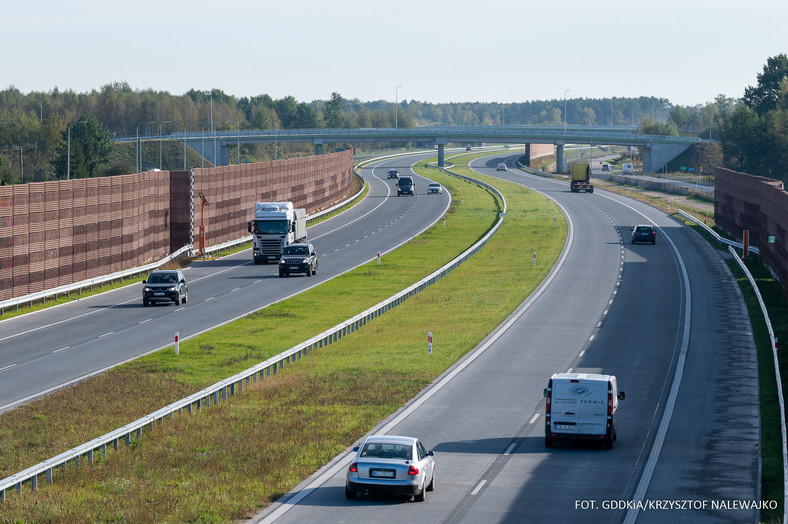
[361,443,411,460]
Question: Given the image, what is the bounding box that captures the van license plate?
[555,424,575,430]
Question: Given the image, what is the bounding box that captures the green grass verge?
[0,153,567,522]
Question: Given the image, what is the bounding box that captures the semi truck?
[570,163,594,193]
[247,201,307,264]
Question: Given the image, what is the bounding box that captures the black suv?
[142,269,188,306]
[397,176,414,196]
[279,243,318,277]
[387,169,399,179]
[631,224,656,244]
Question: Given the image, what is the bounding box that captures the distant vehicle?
[142,269,188,307]
[496,163,507,171]
[631,224,656,244]
[466,146,472,151]
[570,163,594,193]
[278,242,318,277]
[346,435,435,501]
[601,164,611,172]
[397,176,414,196]
[387,169,399,179]
[622,162,634,175]
[544,373,625,449]
[427,182,443,194]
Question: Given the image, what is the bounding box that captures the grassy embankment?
[0,153,567,523]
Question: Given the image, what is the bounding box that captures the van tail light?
[408,465,419,476]
[349,462,358,473]
[608,393,614,416]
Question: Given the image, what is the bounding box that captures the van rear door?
[550,378,607,436]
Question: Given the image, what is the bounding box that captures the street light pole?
[564,89,570,132]
[67,120,87,180]
[395,85,402,129]
[159,121,173,170]
[136,121,154,173]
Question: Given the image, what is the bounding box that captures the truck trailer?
[247,201,307,264]
[570,163,594,193]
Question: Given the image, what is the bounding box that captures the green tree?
[53,114,114,179]
[743,53,788,116]
[324,92,346,128]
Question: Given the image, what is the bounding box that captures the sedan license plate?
[289,266,299,270]
[369,469,396,478]
[555,424,575,430]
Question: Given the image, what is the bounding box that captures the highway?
[253,154,759,523]
[0,152,451,412]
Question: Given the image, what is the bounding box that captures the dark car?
[142,269,188,306]
[397,176,414,196]
[631,224,656,244]
[387,169,399,179]
[279,243,318,277]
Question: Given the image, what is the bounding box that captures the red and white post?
[175,331,180,355]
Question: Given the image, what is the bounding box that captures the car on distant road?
[387,169,399,179]
[346,435,435,502]
[601,164,611,172]
[397,176,414,196]
[631,224,656,244]
[279,243,317,277]
[427,182,443,194]
[496,162,507,171]
[142,269,188,306]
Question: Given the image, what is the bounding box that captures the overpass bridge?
[122,125,706,173]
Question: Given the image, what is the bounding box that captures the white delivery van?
[621,162,634,174]
[544,373,625,449]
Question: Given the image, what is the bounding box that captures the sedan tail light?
[408,465,419,476]
[348,462,358,473]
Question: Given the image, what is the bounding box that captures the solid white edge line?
[253,169,576,524]
[594,192,693,524]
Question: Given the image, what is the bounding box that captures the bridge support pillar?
[315,139,323,156]
[523,144,531,167]
[220,145,230,166]
[556,143,565,174]
[437,144,445,166]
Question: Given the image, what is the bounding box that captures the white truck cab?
[544,372,625,449]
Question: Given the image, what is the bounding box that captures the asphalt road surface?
[252,153,759,524]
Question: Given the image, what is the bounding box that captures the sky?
[2,0,786,107]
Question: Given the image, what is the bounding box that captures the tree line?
[1,57,786,184]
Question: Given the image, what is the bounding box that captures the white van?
[544,373,625,449]
[621,162,634,175]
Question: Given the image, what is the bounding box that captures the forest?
[0,53,786,184]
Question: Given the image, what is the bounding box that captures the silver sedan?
[345,435,435,501]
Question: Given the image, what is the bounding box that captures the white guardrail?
[677,209,759,255]
[0,167,507,501]
[728,246,787,524]
[681,210,783,520]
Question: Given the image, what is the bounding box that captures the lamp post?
[274,122,278,160]
[395,85,402,129]
[563,89,570,132]
[136,121,154,173]
[67,120,87,180]
[159,121,174,170]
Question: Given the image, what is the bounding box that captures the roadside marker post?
[175,331,180,355]
[377,252,381,265]
[428,332,433,355]
[533,251,536,266]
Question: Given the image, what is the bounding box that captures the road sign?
[769,236,776,243]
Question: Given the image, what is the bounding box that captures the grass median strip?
[0,153,567,522]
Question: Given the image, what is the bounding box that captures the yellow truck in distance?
[570,163,594,193]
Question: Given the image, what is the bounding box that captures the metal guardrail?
[728,246,786,523]
[0,168,507,501]
[677,209,759,255]
[0,245,192,316]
